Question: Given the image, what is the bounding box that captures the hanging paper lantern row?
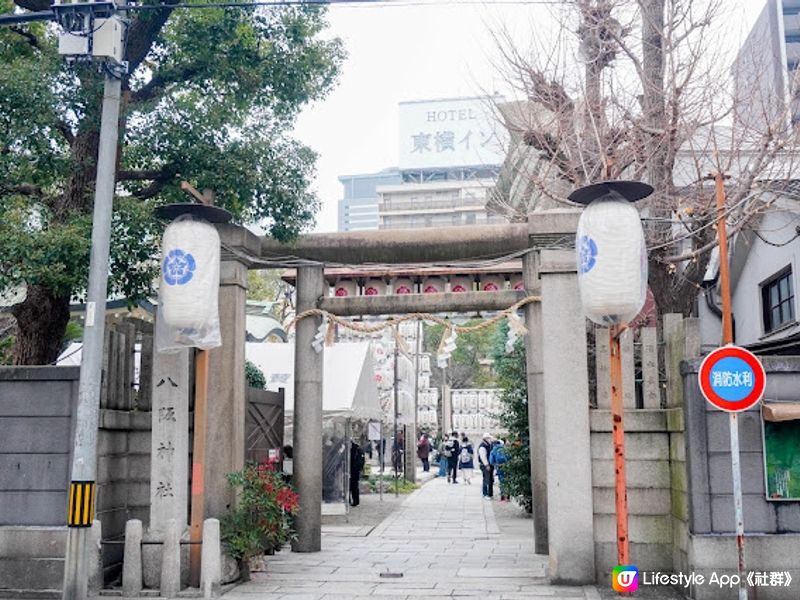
[576,192,647,325]
[510,275,524,291]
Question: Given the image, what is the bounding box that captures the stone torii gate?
[207,209,596,585]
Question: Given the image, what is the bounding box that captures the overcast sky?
[291,0,766,233]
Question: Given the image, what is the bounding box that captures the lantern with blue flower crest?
[569,180,652,325]
[154,202,232,352]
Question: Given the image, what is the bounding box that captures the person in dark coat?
[416,433,432,472]
[444,430,460,483]
[349,440,365,507]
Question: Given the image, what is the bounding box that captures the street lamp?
[568,180,652,570]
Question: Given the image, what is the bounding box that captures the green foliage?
[245,359,267,390]
[492,321,532,513]
[367,474,418,494]
[221,461,299,562]
[0,1,344,362]
[424,320,499,389]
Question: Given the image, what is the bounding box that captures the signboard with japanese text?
[398,96,507,170]
[698,345,766,412]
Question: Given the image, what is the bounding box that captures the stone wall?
[681,356,800,600]
[0,366,153,597]
[590,408,687,580]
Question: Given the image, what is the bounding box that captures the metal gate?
[245,387,285,464]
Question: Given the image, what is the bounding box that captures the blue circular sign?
[698,346,766,412]
[163,248,196,286]
[578,235,598,274]
[709,356,755,402]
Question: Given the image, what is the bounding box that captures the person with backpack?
[458,435,474,484]
[443,431,460,483]
[478,433,494,499]
[489,439,510,502]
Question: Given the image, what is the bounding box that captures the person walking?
[490,439,510,502]
[416,433,432,472]
[458,435,474,484]
[478,433,494,499]
[349,440,365,507]
[444,431,460,484]
[437,433,449,478]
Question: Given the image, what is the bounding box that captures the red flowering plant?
[221,458,299,567]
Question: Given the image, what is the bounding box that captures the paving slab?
[223,477,626,599]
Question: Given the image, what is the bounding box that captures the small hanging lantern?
[392,277,414,295]
[422,276,446,294]
[569,180,652,325]
[363,278,387,296]
[509,275,525,291]
[449,275,473,293]
[479,275,504,292]
[333,279,357,297]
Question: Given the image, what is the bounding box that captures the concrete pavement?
[225,474,600,599]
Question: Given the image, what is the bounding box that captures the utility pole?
[63,72,123,600]
[714,171,748,600]
[393,336,399,497]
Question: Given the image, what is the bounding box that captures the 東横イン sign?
[698,345,766,412]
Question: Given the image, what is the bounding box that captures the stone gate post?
[539,248,595,584]
[292,265,325,552]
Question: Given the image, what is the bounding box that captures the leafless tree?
[490,0,800,315]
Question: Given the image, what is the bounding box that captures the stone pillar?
[292,266,325,552]
[160,519,181,598]
[621,328,636,408]
[206,259,248,517]
[641,326,660,408]
[149,349,190,529]
[539,249,595,585]
[663,313,685,408]
[595,327,611,408]
[522,251,548,555]
[123,519,143,597]
[200,518,222,598]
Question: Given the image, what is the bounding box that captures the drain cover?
[379,571,404,579]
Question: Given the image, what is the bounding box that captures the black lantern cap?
[154,202,233,223]
[567,180,654,205]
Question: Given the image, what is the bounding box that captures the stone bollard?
[122,519,143,597]
[88,520,104,595]
[200,519,221,598]
[160,519,181,598]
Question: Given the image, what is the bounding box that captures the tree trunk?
[11,285,71,365]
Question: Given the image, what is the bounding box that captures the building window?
[762,267,795,333]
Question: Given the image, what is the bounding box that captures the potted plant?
[221,459,299,579]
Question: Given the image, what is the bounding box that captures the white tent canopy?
[246,342,382,421]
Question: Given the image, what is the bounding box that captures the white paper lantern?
[333,279,357,297]
[364,278,387,296]
[160,218,220,331]
[422,277,446,294]
[479,275,504,292]
[392,277,414,295]
[576,195,647,325]
[449,275,473,293]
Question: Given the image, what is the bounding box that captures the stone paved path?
[224,475,601,599]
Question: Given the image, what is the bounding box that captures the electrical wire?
[120,0,563,10]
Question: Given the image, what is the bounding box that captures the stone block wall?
[680,356,800,600]
[590,409,685,580]
[0,367,153,597]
